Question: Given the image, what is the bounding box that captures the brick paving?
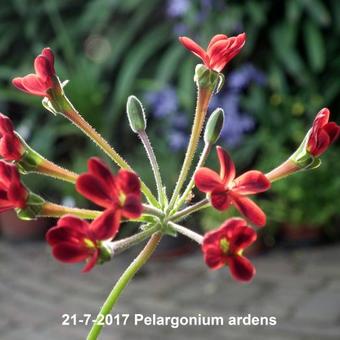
[0,239,340,340]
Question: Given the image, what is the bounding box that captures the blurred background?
[0,0,340,339]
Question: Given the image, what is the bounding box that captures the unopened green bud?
[204,108,225,144]
[126,95,147,133]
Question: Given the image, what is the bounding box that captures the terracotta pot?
[0,210,50,241]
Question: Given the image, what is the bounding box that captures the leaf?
[303,20,325,72]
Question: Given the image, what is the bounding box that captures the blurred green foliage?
[0,0,339,237]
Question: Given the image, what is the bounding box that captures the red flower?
[76,157,143,219]
[12,48,56,98]
[46,210,119,272]
[202,218,256,282]
[179,33,246,72]
[0,113,23,161]
[307,108,340,157]
[0,160,28,212]
[194,146,270,226]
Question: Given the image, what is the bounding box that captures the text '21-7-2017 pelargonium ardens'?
[2,32,339,339]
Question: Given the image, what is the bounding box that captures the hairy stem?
[57,95,159,207]
[87,232,162,340]
[175,142,211,210]
[266,158,301,183]
[168,222,203,244]
[138,130,165,206]
[168,87,212,211]
[39,202,101,219]
[171,198,210,222]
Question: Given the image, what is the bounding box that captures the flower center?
[84,238,96,249]
[219,238,229,254]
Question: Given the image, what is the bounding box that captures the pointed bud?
[126,96,147,133]
[204,108,225,144]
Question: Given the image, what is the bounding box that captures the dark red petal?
[216,146,236,185]
[310,129,330,157]
[52,242,90,263]
[202,246,225,270]
[82,249,99,273]
[0,114,15,134]
[0,160,18,184]
[211,187,231,211]
[7,182,28,208]
[228,255,255,282]
[323,122,340,145]
[46,225,86,246]
[179,36,209,65]
[117,170,141,196]
[229,226,257,253]
[233,170,271,195]
[57,214,90,231]
[122,194,143,219]
[76,173,113,208]
[219,217,248,239]
[230,194,266,227]
[0,134,22,161]
[88,157,115,190]
[90,209,121,240]
[194,168,223,193]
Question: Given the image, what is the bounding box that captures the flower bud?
[204,108,225,144]
[194,64,220,91]
[126,95,147,133]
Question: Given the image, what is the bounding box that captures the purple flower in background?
[166,0,190,18]
[145,87,178,118]
[168,130,188,151]
[210,64,266,148]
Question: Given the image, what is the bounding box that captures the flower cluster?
[0,33,338,297]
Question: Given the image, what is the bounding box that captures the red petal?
[57,214,90,230]
[216,146,235,186]
[34,55,52,81]
[7,182,28,208]
[0,160,18,184]
[229,226,257,253]
[41,48,55,75]
[76,173,114,208]
[194,168,222,193]
[122,194,143,219]
[90,209,121,240]
[52,242,90,263]
[323,122,340,145]
[117,170,141,196]
[179,36,209,65]
[46,225,86,246]
[82,250,99,273]
[207,34,228,50]
[230,194,266,227]
[12,78,31,94]
[228,255,255,282]
[0,134,22,161]
[310,128,330,157]
[88,157,115,190]
[313,108,330,130]
[219,217,248,239]
[21,74,49,96]
[202,246,225,270]
[211,187,231,211]
[0,114,15,134]
[233,170,271,195]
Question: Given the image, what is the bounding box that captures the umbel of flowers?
[2,34,338,339]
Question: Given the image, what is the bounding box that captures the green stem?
[174,142,212,210]
[168,222,203,244]
[138,130,165,206]
[168,87,212,211]
[171,198,210,222]
[111,224,160,255]
[266,158,301,183]
[39,202,101,219]
[142,204,164,218]
[87,232,162,340]
[56,94,159,207]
